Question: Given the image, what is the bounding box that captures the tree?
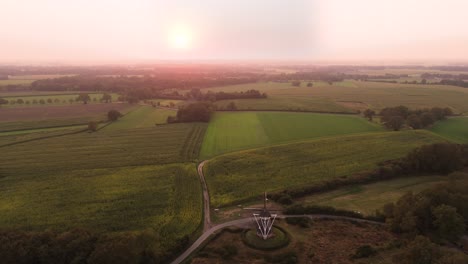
[101,93,112,103]
[432,204,466,242]
[363,109,375,121]
[54,98,60,103]
[398,236,441,264]
[0,98,8,107]
[421,79,427,84]
[307,82,313,87]
[16,98,24,104]
[291,81,301,87]
[384,116,405,131]
[76,93,91,104]
[107,110,122,121]
[68,98,74,104]
[39,99,45,104]
[407,114,422,129]
[47,98,53,103]
[88,121,98,132]
[420,112,435,127]
[226,101,237,111]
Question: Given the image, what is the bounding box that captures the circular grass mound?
[242,226,290,250]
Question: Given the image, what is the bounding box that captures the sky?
[1,0,468,63]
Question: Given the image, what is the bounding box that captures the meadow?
[202,81,468,114]
[429,117,468,143]
[204,130,445,207]
[300,175,446,215]
[200,111,383,158]
[102,106,176,131]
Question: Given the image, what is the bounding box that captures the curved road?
[170,160,384,264]
[197,161,212,232]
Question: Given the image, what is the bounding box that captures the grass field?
[204,130,445,207]
[300,175,446,215]
[102,106,176,130]
[0,127,85,146]
[429,117,468,143]
[202,81,468,114]
[0,79,36,86]
[200,112,383,158]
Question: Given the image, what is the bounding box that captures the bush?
[352,245,377,259]
[286,217,311,228]
[107,110,123,122]
[88,121,98,132]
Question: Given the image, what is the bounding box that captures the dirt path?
[198,161,212,232]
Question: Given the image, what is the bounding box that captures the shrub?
[352,245,377,259]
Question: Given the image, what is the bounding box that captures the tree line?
[0,93,113,107]
[167,102,215,123]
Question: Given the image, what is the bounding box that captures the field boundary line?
[0,128,88,148]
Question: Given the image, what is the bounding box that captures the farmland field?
[430,117,468,143]
[200,111,383,158]
[0,123,207,176]
[204,130,445,207]
[0,127,85,146]
[202,81,468,114]
[0,103,136,132]
[300,175,446,215]
[102,106,176,130]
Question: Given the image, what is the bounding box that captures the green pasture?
[301,175,446,215]
[200,111,383,158]
[102,106,176,131]
[430,117,468,143]
[204,130,445,207]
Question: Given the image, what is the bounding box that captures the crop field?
[203,81,468,114]
[0,103,135,132]
[0,127,85,146]
[0,163,202,255]
[204,130,445,207]
[430,117,468,143]
[0,79,36,86]
[200,112,383,158]
[102,106,176,131]
[0,123,207,176]
[0,92,120,107]
[300,176,446,215]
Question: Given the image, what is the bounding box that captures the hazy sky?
[1,0,468,63]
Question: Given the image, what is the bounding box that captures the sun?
[170,28,192,49]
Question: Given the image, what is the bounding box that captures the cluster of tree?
[167,102,215,123]
[272,143,468,204]
[0,228,190,264]
[376,106,453,131]
[421,72,468,80]
[187,89,267,101]
[31,75,257,94]
[382,173,468,243]
[439,79,468,88]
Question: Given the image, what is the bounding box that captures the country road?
[169,160,384,264]
[197,161,212,232]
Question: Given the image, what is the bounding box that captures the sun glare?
[170,28,191,49]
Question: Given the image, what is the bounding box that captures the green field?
[102,106,176,131]
[0,123,207,175]
[200,112,383,158]
[0,122,207,258]
[0,79,35,86]
[0,127,85,147]
[430,117,468,143]
[204,130,445,207]
[300,176,446,215]
[202,81,468,114]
